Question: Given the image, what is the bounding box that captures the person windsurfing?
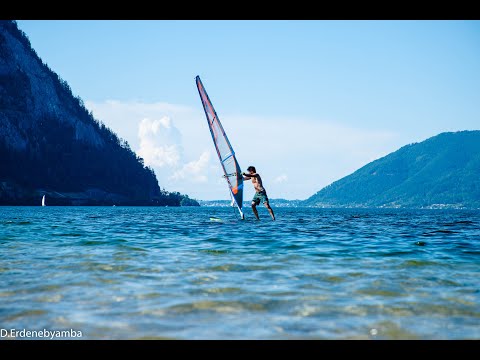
[242,166,275,221]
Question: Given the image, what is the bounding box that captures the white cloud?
[85,99,403,200]
[171,151,210,182]
[274,174,288,183]
[85,100,201,153]
[137,117,182,168]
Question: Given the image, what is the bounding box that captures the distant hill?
[0,20,198,206]
[303,131,480,209]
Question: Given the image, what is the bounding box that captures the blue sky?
[16,20,480,200]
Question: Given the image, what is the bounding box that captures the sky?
[16,20,480,201]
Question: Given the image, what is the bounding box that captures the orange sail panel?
[195,76,244,219]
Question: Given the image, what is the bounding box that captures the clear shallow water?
[0,206,479,339]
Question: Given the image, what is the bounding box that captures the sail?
[42,195,45,206]
[195,76,244,219]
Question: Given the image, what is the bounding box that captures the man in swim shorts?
[242,166,275,221]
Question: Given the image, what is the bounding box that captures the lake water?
[0,206,479,339]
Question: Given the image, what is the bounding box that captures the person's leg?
[264,201,275,220]
[252,202,260,220]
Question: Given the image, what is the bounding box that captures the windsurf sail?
[41,195,45,206]
[195,75,244,219]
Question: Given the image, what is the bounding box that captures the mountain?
[0,20,198,206]
[303,131,480,209]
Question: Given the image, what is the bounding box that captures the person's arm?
[242,172,259,179]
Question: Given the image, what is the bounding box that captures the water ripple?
[0,206,479,339]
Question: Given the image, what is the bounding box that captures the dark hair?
[247,166,256,172]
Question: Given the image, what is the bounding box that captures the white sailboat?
[42,195,46,206]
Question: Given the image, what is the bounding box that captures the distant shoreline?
[197,199,479,210]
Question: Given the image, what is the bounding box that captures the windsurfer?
[242,166,275,221]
